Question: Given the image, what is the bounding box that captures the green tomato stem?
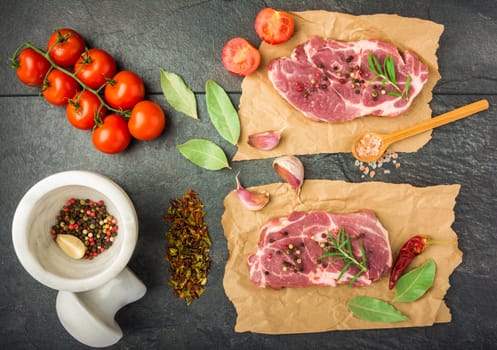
[21,42,128,117]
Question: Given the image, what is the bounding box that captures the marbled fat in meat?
[247,210,392,289]
[268,36,428,122]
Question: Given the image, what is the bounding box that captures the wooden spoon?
[352,99,490,163]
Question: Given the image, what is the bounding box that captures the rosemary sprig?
[367,52,411,99]
[320,228,368,286]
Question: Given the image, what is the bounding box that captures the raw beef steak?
[268,36,428,122]
[248,210,392,289]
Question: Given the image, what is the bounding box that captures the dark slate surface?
[1,1,496,349]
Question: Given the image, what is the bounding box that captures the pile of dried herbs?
[163,189,212,305]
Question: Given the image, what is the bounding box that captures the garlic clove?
[55,234,87,259]
[247,129,283,151]
[272,155,304,197]
[235,174,270,211]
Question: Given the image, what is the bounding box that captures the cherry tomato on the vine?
[221,37,261,76]
[14,48,51,86]
[128,101,166,141]
[74,48,116,89]
[92,114,131,154]
[104,70,145,110]
[42,69,80,106]
[254,8,295,45]
[47,28,86,67]
[66,90,106,130]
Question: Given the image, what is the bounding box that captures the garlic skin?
[55,234,86,259]
[247,129,283,151]
[235,175,270,211]
[272,155,304,196]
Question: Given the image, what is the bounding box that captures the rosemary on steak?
[163,189,212,305]
[320,228,368,286]
[367,52,411,99]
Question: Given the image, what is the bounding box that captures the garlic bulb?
[272,155,304,196]
[235,174,270,211]
[247,129,283,151]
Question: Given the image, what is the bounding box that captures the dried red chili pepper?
[388,235,430,289]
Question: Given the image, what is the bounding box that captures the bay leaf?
[347,296,409,323]
[393,259,436,302]
[205,80,240,145]
[160,69,198,119]
[177,139,230,171]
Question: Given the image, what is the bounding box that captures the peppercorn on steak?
[248,210,392,289]
[267,36,428,123]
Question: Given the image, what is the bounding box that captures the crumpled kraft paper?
[222,180,462,333]
[233,11,444,161]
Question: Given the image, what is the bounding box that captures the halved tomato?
[221,38,261,76]
[254,8,295,45]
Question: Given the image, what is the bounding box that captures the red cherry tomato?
[47,28,86,67]
[104,70,145,110]
[221,37,261,76]
[92,114,131,154]
[254,8,295,45]
[42,69,80,106]
[128,101,166,141]
[66,90,106,130]
[74,48,116,89]
[15,48,51,86]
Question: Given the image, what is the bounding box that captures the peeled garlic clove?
[55,234,86,259]
[235,174,270,211]
[273,155,304,196]
[247,129,283,151]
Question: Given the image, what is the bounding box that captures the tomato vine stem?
[19,42,129,117]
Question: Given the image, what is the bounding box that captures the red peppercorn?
[294,81,304,92]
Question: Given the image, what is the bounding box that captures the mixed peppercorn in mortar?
[50,198,118,259]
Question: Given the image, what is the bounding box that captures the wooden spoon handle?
[386,99,489,144]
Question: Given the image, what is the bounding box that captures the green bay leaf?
[347,296,409,323]
[205,80,240,145]
[393,259,436,303]
[160,69,198,119]
[177,139,230,171]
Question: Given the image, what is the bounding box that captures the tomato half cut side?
[254,8,295,45]
[221,38,261,76]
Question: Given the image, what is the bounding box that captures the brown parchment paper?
[233,11,444,161]
[222,180,462,333]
